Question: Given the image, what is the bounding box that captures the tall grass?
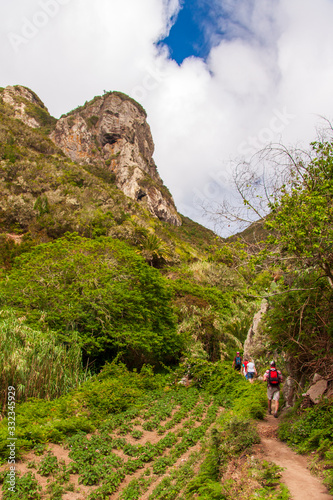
[0,309,86,411]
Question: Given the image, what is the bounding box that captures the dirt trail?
[255,414,333,500]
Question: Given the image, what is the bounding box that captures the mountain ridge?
[1,85,182,227]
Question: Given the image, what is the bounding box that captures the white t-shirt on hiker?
[247,362,255,373]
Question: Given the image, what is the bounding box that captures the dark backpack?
[268,368,279,385]
[235,356,241,366]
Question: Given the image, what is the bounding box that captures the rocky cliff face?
[1,86,182,226]
[2,85,49,128]
[51,92,181,226]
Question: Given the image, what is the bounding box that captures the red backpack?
[268,368,279,385]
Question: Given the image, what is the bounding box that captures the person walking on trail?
[242,357,249,377]
[232,352,242,371]
[246,358,257,382]
[264,360,283,418]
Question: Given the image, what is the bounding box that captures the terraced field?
[1,388,223,499]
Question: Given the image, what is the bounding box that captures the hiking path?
[255,414,333,500]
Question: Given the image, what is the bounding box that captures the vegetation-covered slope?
[0,87,332,499]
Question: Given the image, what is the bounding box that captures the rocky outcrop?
[302,374,333,404]
[243,299,268,359]
[282,376,297,408]
[1,85,49,128]
[50,92,181,226]
[1,86,181,226]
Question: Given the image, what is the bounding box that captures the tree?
[265,140,333,288]
[138,231,173,267]
[209,132,333,378]
[209,134,333,287]
[0,234,182,367]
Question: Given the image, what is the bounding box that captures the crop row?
[1,388,221,499]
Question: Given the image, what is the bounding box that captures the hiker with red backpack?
[263,360,283,418]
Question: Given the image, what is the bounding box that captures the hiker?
[246,358,257,383]
[263,360,283,418]
[232,351,242,371]
[242,357,249,377]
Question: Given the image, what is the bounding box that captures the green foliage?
[185,411,290,499]
[34,195,50,216]
[176,360,266,418]
[32,444,46,456]
[24,101,57,134]
[259,140,333,377]
[131,429,144,439]
[86,115,99,128]
[0,233,35,270]
[185,415,260,499]
[1,472,41,500]
[83,163,117,185]
[279,401,333,493]
[248,461,291,500]
[216,415,261,464]
[0,234,181,365]
[0,362,168,461]
[266,141,333,283]
[0,309,85,408]
[37,452,59,476]
[138,231,174,267]
[167,255,259,363]
[45,480,66,500]
[264,271,333,376]
[279,401,333,453]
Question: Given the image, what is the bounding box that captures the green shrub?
[278,401,333,453]
[0,234,182,366]
[278,400,333,493]
[0,309,85,408]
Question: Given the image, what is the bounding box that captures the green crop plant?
[45,480,66,500]
[123,458,145,474]
[32,444,46,456]
[131,429,144,439]
[119,478,144,499]
[119,475,153,499]
[37,452,59,476]
[2,472,42,500]
[79,464,106,486]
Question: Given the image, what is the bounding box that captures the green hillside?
[0,88,332,499]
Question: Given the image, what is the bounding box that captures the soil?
[2,404,332,499]
[255,412,333,500]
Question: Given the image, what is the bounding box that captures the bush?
[0,309,85,408]
[0,234,182,366]
[279,400,333,494]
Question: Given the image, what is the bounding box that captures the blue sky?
[158,0,268,64]
[1,0,333,234]
[158,1,223,63]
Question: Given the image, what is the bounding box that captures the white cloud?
[1,0,333,235]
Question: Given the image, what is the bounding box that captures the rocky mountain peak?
[51,91,182,226]
[2,85,48,128]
